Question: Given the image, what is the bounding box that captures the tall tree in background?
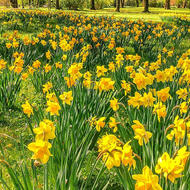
[10,0,18,8]
[91,0,96,10]
[136,0,139,7]
[29,0,31,8]
[121,0,125,8]
[22,0,24,8]
[56,0,60,9]
[114,0,116,7]
[116,0,120,12]
[165,0,170,9]
[36,0,39,7]
[143,0,149,12]
[48,0,51,9]
[183,0,187,8]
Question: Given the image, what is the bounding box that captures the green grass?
[74,7,190,22]
[1,6,190,22]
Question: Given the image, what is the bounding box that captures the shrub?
[62,0,86,10]
[149,0,164,7]
[94,0,113,9]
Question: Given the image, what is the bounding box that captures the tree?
[114,0,116,7]
[116,0,120,12]
[136,0,139,7]
[10,0,18,8]
[183,0,187,8]
[165,0,170,9]
[56,0,60,9]
[29,0,31,8]
[21,0,24,8]
[48,0,51,9]
[91,0,95,10]
[36,0,39,7]
[121,0,125,8]
[143,0,149,12]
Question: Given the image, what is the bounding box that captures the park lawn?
[1,6,190,22]
[72,7,190,22]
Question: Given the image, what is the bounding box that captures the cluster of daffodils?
[27,119,56,164]
[131,120,152,146]
[21,101,34,118]
[128,87,171,122]
[0,59,7,71]
[8,52,24,74]
[155,146,190,183]
[89,116,119,133]
[166,115,190,145]
[98,133,189,188]
[42,81,73,116]
[132,166,162,190]
[97,134,136,170]
[1,9,190,189]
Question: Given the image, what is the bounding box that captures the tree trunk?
[48,0,51,9]
[56,0,60,9]
[91,0,96,10]
[114,0,116,7]
[36,0,39,7]
[165,0,170,9]
[22,0,24,8]
[143,0,149,12]
[29,0,31,8]
[116,0,120,12]
[136,0,139,7]
[121,0,125,8]
[183,0,187,8]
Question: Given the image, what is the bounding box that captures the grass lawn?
[72,7,190,21]
[1,6,190,22]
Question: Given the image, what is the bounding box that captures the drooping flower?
[95,117,106,132]
[176,88,188,100]
[46,50,51,60]
[109,117,119,132]
[179,102,188,114]
[43,82,53,94]
[46,101,61,116]
[96,65,108,77]
[22,101,33,117]
[166,115,188,145]
[96,78,115,91]
[141,92,156,107]
[153,102,167,122]
[174,146,190,166]
[131,120,152,146]
[33,119,56,141]
[97,134,122,170]
[110,98,119,111]
[155,152,184,183]
[32,60,41,69]
[128,92,143,109]
[133,73,148,90]
[28,140,52,164]
[121,80,131,95]
[132,166,162,190]
[122,141,136,169]
[59,91,73,105]
[157,87,170,103]
[0,59,7,70]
